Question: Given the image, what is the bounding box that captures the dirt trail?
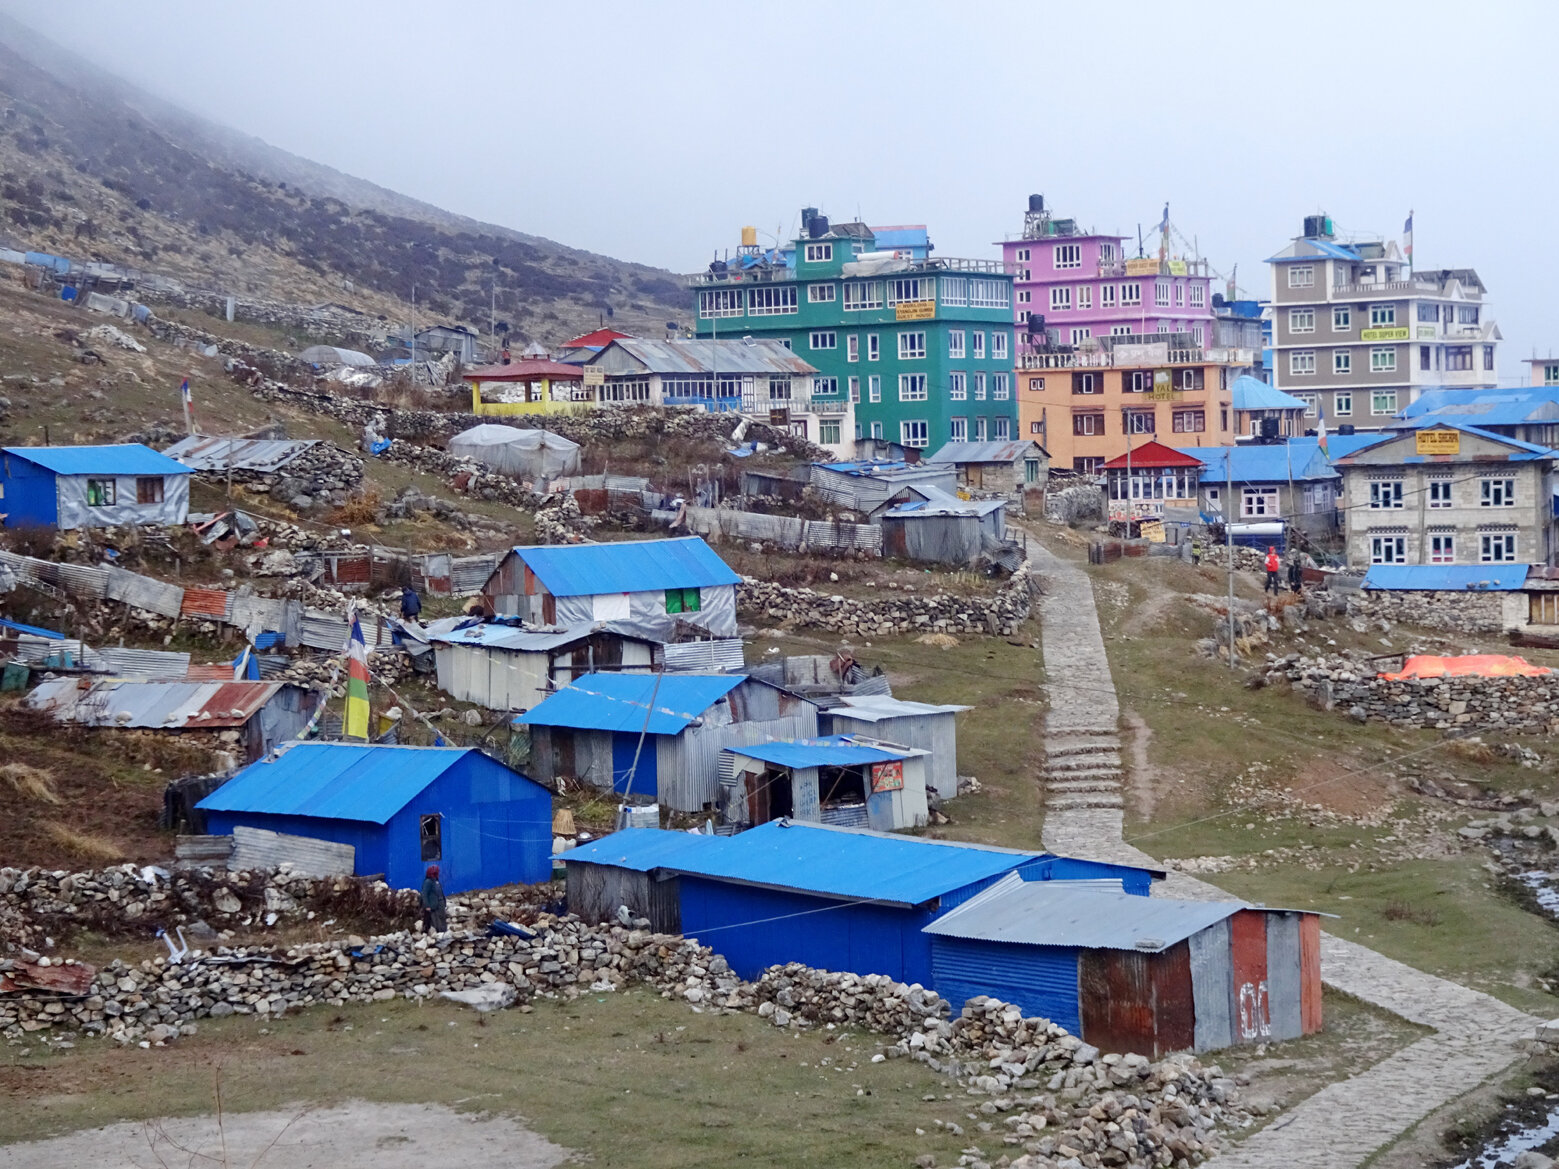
[0,1101,569,1169]
[1121,709,1157,821]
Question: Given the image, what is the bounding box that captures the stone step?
[1044,736,1122,756]
[1047,792,1126,811]
[1045,779,1123,794]
[1042,766,1123,782]
[1045,753,1122,771]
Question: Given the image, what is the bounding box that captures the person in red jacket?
[1263,547,1281,595]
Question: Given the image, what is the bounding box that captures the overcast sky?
[6,0,1556,373]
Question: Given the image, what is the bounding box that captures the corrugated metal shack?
[562,829,726,933]
[657,821,1154,985]
[821,696,969,801]
[162,435,317,474]
[480,537,740,640]
[811,460,958,513]
[924,440,1049,495]
[199,743,552,894]
[27,678,314,762]
[923,873,1323,1056]
[722,735,930,831]
[515,672,818,812]
[430,622,657,711]
[879,488,1007,566]
[0,444,192,530]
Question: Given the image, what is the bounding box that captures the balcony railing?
[1329,278,1450,299]
[686,254,1005,286]
[1016,345,1254,371]
[810,398,850,416]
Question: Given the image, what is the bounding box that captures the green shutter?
[684,588,701,613]
[665,589,683,614]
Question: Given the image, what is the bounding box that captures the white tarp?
[55,473,190,531]
[298,345,375,367]
[448,424,581,479]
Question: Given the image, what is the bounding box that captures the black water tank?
[1028,193,1045,214]
[1303,214,1333,240]
[1212,292,1225,308]
[1339,423,1356,435]
[1260,418,1281,441]
[1028,312,1046,333]
[808,215,830,239]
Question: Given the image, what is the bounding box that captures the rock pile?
[739,567,1033,638]
[1345,588,1509,636]
[1278,651,1559,734]
[253,445,365,512]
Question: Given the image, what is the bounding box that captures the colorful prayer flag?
[180,377,191,404]
[344,606,370,740]
[1402,212,1413,262]
[1317,404,1329,457]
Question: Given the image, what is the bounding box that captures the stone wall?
[1279,652,1559,734]
[1345,589,1516,636]
[739,565,1033,638]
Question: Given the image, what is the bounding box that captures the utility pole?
[1226,448,1236,671]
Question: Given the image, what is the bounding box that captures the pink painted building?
[1000,195,1215,356]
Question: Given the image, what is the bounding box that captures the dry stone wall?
[739,566,1033,638]
[1345,589,1511,636]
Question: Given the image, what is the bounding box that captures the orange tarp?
[1381,654,1552,680]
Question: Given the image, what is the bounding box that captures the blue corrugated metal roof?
[1265,239,1362,263]
[1320,433,1393,459]
[1230,375,1310,413]
[0,618,64,639]
[728,735,916,769]
[4,444,194,476]
[654,820,1048,907]
[561,828,729,873]
[1177,439,1337,484]
[197,743,493,824]
[1361,564,1531,592]
[507,537,738,597]
[1335,422,1558,462]
[514,672,746,734]
[1401,387,1559,419]
[923,872,1242,952]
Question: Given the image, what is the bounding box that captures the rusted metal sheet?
[186,663,237,682]
[1152,940,1196,1056]
[0,958,95,996]
[1080,949,1154,1057]
[1188,917,1234,1052]
[1299,913,1323,1035]
[1265,913,1303,1042]
[181,586,232,620]
[1229,909,1271,1044]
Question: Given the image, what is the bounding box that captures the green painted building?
[689,212,1016,451]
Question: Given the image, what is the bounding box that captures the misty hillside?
[0,14,687,342]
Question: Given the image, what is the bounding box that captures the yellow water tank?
[741,225,758,248]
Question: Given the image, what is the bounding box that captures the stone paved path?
[1029,543,1541,1168]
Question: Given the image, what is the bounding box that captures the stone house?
[1334,423,1559,568]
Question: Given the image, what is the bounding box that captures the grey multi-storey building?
[1267,215,1499,431]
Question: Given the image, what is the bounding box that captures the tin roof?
[883,485,1005,518]
[162,435,318,472]
[1361,564,1531,592]
[514,672,747,734]
[826,696,971,721]
[816,460,948,480]
[923,873,1242,952]
[1333,423,1558,464]
[561,828,729,873]
[429,621,653,652]
[728,734,920,769]
[647,820,1050,907]
[3,444,193,476]
[463,358,584,381]
[197,742,524,825]
[1100,441,1203,470]
[503,537,739,597]
[924,440,1043,466]
[1175,439,1338,484]
[1230,376,1309,413]
[28,678,297,730]
[593,338,817,376]
[1265,238,1364,264]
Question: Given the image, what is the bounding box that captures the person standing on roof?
[420,864,447,933]
[400,585,422,624]
[1263,546,1281,595]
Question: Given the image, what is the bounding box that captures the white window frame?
[973,332,986,360]
[949,371,967,401]
[900,419,929,448]
[898,373,927,402]
[897,331,926,360]
[1017,289,1031,304]
[974,416,988,441]
[1171,409,1205,434]
[870,421,883,439]
[1120,282,1142,306]
[1241,487,1279,518]
[867,334,879,361]
[1101,284,1118,308]
[804,242,833,263]
[867,375,881,403]
[848,376,861,403]
[1480,478,1516,507]
[1016,247,1030,262]
[1290,350,1316,375]
[1154,280,1171,307]
[698,288,745,318]
[992,332,1008,360]
[1334,391,1353,416]
[807,282,836,303]
[1369,303,1397,327]
[887,277,935,306]
[1333,305,1352,331]
[1371,390,1398,415]
[974,372,987,400]
[847,334,859,362]
[1294,393,1318,417]
[1077,285,1093,311]
[1110,324,1132,337]
[1050,286,1072,312]
[1429,533,1455,564]
[1174,283,1185,307]
[1073,413,1104,436]
[1054,243,1081,270]
[1334,350,1351,375]
[810,330,837,350]
[994,416,1012,440]
[1189,284,1206,308]
[939,276,968,307]
[1370,346,1397,372]
[747,286,798,316]
[1427,478,1453,508]
[993,373,1010,400]
[818,418,842,446]
[1289,308,1315,333]
[1481,533,1518,562]
[1070,327,1091,346]
[1288,265,1315,288]
[842,281,884,311]
[1371,535,1406,564]
[969,279,1008,309]
[948,330,965,358]
[1368,480,1404,509]
[949,416,967,441]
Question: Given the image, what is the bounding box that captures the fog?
[5,0,1555,371]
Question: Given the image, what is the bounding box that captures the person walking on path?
[1190,537,1203,566]
[1288,555,1304,595]
[1264,546,1282,595]
[400,585,422,624]
[420,864,447,933]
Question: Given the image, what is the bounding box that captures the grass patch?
[41,821,124,864]
[0,991,969,1168]
[0,761,62,805]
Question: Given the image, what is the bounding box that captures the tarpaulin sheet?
[1381,654,1553,680]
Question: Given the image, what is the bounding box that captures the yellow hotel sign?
[895,300,936,321]
[1361,326,1410,342]
[1416,429,1460,456]
[1147,369,1176,400]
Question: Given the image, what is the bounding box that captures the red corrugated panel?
[186,664,236,682]
[1230,909,1270,1043]
[181,586,230,619]
[1150,940,1196,1056]
[331,554,372,584]
[574,488,608,515]
[1299,913,1323,1035]
[195,681,279,727]
[1080,949,1155,1057]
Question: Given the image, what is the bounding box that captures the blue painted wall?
[0,455,58,527]
[205,752,552,894]
[931,937,1082,1032]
